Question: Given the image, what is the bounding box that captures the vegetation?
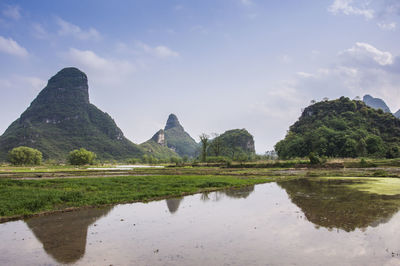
[0,175,268,219]
[1,157,400,220]
[164,114,199,157]
[140,140,180,160]
[67,148,96,165]
[208,129,255,160]
[199,133,209,162]
[275,97,400,159]
[8,146,42,165]
[0,68,144,162]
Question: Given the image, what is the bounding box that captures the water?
[1,179,400,265]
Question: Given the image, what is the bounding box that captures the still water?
[1,179,400,265]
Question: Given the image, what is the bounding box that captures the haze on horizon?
[0,0,399,154]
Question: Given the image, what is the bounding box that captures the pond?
[1,178,400,265]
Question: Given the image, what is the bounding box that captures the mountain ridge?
[0,67,143,161]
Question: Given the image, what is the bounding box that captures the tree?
[68,148,96,165]
[365,135,384,155]
[309,152,321,165]
[210,133,222,156]
[8,146,42,165]
[199,133,209,162]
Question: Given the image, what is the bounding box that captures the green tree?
[309,152,321,165]
[210,133,222,156]
[199,133,209,162]
[365,135,384,155]
[8,146,42,165]
[67,148,96,165]
[356,139,367,157]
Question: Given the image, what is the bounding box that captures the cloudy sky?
[0,0,399,153]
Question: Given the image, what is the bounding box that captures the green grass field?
[0,175,269,220]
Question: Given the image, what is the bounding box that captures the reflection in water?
[167,186,254,214]
[166,198,183,214]
[224,185,255,199]
[25,207,112,264]
[201,185,255,202]
[278,178,400,232]
[3,181,400,265]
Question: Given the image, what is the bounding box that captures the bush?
[126,158,140,164]
[170,156,183,166]
[309,152,321,165]
[8,146,42,165]
[67,148,96,165]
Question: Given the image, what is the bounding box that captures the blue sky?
[0,0,399,153]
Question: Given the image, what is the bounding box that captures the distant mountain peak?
[165,113,182,130]
[162,113,199,157]
[363,94,391,113]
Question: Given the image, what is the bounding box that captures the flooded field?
[1,178,400,265]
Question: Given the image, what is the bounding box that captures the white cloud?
[66,48,136,88]
[2,5,21,20]
[328,0,374,19]
[341,42,393,66]
[297,72,315,78]
[31,23,48,39]
[287,43,400,112]
[377,22,396,31]
[0,36,28,57]
[67,48,134,75]
[0,75,45,94]
[137,42,179,58]
[56,18,101,41]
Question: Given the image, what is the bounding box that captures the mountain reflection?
[166,198,183,214]
[25,207,112,264]
[278,178,400,232]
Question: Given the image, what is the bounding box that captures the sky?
[0,0,399,153]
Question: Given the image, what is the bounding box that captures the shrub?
[309,152,321,165]
[67,148,96,165]
[8,146,42,165]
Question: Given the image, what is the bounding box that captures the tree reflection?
[278,178,400,232]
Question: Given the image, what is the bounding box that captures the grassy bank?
[0,175,269,221]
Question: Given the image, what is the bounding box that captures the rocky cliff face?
[140,128,180,159]
[0,67,143,161]
[150,129,166,146]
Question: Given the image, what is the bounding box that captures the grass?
[313,176,400,196]
[0,175,269,220]
[2,158,400,221]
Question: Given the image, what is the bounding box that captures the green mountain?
[140,129,180,159]
[163,114,199,157]
[208,129,255,159]
[0,67,143,161]
[275,97,400,159]
[363,94,391,113]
